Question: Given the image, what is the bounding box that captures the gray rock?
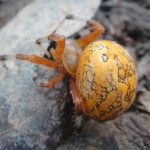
[0,0,101,149]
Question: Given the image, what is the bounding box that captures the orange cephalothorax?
[0,20,137,127]
[62,39,82,75]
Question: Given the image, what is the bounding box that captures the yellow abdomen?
[76,40,137,121]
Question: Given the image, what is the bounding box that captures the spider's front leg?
[16,34,66,89]
[36,34,65,62]
[77,20,105,47]
[16,54,63,70]
[14,34,65,69]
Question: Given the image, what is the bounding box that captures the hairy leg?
[16,54,64,70]
[70,78,84,116]
[36,34,65,62]
[77,20,105,47]
[70,78,85,127]
[40,71,67,89]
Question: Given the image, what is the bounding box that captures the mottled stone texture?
[0,0,101,149]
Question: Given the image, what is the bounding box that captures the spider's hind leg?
[70,78,85,128]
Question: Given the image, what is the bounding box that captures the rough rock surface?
[0,0,31,28]
[0,0,101,149]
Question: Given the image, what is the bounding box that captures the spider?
[0,21,137,127]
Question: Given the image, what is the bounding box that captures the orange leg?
[40,71,67,89]
[70,78,84,116]
[48,34,65,62]
[16,54,64,70]
[36,34,65,62]
[77,20,105,47]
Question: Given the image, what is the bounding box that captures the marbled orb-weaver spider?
[0,21,137,127]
